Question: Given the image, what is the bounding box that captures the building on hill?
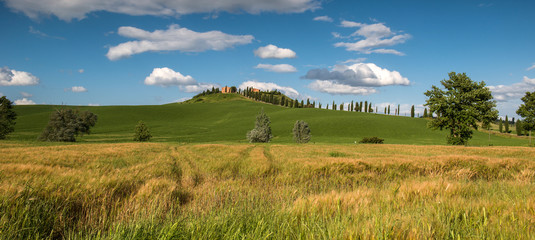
[251,88,260,92]
[222,86,231,93]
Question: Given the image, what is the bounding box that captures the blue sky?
[1,0,534,118]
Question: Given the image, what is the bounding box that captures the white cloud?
[5,0,320,21]
[313,15,333,22]
[0,67,39,86]
[308,80,377,95]
[340,58,367,64]
[88,103,100,106]
[20,92,32,97]
[340,20,363,28]
[239,80,301,99]
[67,86,88,92]
[527,63,535,71]
[14,98,36,105]
[144,67,217,93]
[255,64,297,73]
[253,44,296,59]
[488,76,535,102]
[144,67,196,87]
[335,21,410,55]
[107,24,254,60]
[303,63,410,87]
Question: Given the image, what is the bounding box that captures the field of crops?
[1,142,534,239]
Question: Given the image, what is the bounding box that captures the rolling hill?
[9,93,528,146]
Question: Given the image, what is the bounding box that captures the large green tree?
[0,96,17,139]
[516,91,535,145]
[40,108,98,142]
[424,72,498,145]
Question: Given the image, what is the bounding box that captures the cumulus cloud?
[20,92,32,97]
[255,64,297,73]
[488,76,535,102]
[107,24,254,60]
[303,63,410,87]
[253,44,296,59]
[308,80,376,95]
[335,21,410,55]
[144,67,196,87]
[67,86,88,92]
[14,98,36,105]
[5,0,320,21]
[313,15,333,22]
[239,80,301,99]
[0,67,39,86]
[144,67,216,93]
[527,63,535,71]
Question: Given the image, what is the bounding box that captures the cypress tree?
[384,107,387,114]
[376,106,378,114]
[398,104,400,115]
[293,99,298,108]
[364,101,368,113]
[326,104,329,110]
[306,99,310,107]
[301,100,304,108]
[388,105,390,115]
[423,108,428,118]
[340,103,344,111]
[499,120,503,133]
[369,104,373,113]
[360,101,363,112]
[318,102,322,108]
[411,105,415,118]
[281,96,285,106]
[505,115,510,133]
[350,101,354,112]
[313,101,316,108]
[333,101,336,110]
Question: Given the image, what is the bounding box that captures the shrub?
[246,108,272,143]
[359,137,384,144]
[133,121,152,142]
[292,120,311,143]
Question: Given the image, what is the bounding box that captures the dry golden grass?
[1,142,535,239]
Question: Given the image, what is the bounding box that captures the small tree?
[364,101,368,113]
[516,120,523,136]
[133,121,152,141]
[340,103,344,111]
[388,105,391,115]
[423,108,428,118]
[424,72,498,145]
[517,91,535,145]
[246,108,273,143]
[40,108,97,142]
[0,96,17,139]
[293,120,311,143]
[411,105,415,118]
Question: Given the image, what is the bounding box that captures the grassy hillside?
[10,93,528,146]
[2,142,535,238]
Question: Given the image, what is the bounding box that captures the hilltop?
[10,93,527,146]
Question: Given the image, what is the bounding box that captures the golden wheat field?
[1,142,535,239]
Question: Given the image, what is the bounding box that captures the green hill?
[9,93,528,146]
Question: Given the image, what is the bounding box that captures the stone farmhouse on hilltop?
[222,86,259,93]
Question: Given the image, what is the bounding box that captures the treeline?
[242,87,316,108]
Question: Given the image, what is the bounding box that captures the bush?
[359,137,384,144]
[246,108,272,143]
[39,109,97,142]
[292,120,311,143]
[133,121,152,142]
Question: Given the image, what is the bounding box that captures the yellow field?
[1,142,534,239]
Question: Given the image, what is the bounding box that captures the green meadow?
[9,93,529,146]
